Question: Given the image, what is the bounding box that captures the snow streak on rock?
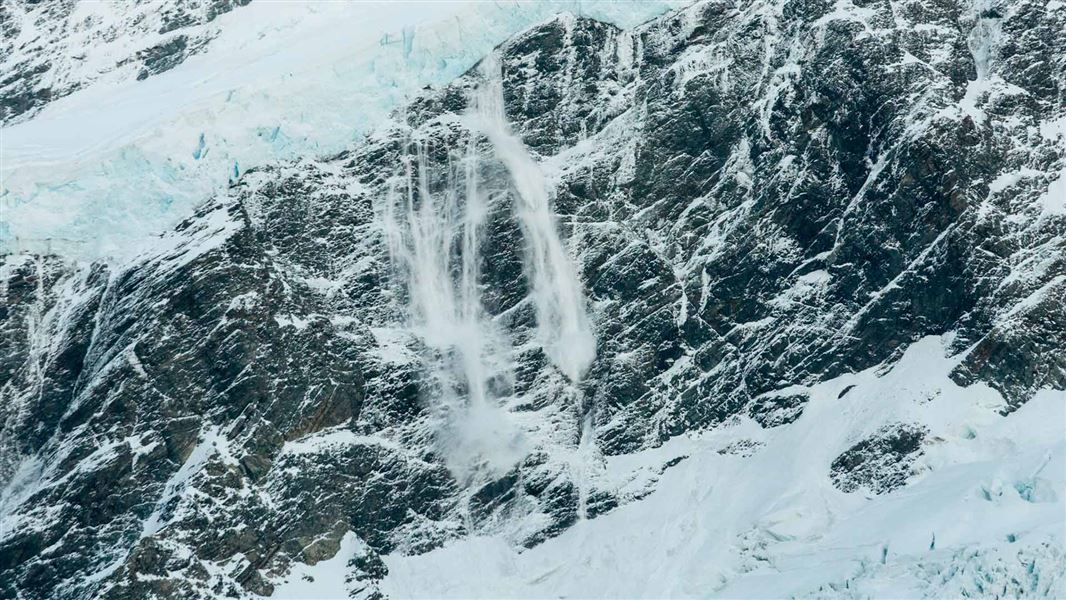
[472,54,597,384]
[378,56,594,478]
[380,121,523,478]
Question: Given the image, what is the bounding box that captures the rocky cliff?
[1,0,1064,597]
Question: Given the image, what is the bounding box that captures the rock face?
[1,0,1064,598]
[830,423,928,494]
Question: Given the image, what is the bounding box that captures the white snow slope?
[0,0,684,259]
[277,336,1066,599]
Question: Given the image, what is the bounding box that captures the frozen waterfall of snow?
[378,53,595,479]
[380,127,524,478]
[472,54,596,383]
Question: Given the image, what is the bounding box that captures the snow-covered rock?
[1,0,1063,597]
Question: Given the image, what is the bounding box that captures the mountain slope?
[0,0,252,124]
[1,0,1064,598]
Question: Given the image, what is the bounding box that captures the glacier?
[1,0,684,259]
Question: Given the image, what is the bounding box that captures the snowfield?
[280,337,1065,598]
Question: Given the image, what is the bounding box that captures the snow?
[368,326,417,365]
[376,50,596,481]
[1040,168,1066,216]
[141,426,233,538]
[988,167,1045,194]
[270,532,369,600]
[770,269,830,308]
[473,54,596,383]
[274,314,312,331]
[276,335,1065,598]
[1,1,684,259]
[279,428,396,458]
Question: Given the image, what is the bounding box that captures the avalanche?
[2,0,1064,597]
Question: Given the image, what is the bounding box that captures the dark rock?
[748,392,809,428]
[830,424,929,494]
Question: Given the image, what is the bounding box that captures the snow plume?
[380,55,596,478]
[380,130,525,480]
[471,54,597,383]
